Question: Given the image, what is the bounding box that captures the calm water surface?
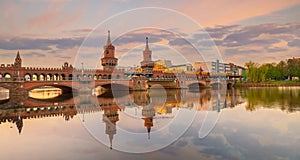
[0,87,300,160]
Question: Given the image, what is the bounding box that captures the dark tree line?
[244,59,300,82]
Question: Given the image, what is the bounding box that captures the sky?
[0,0,300,68]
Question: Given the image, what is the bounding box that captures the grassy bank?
[234,81,300,87]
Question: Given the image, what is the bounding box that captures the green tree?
[276,60,288,80]
[258,64,270,81]
[287,58,300,79]
[264,63,276,80]
[244,61,260,82]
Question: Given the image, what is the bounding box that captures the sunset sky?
[0,0,299,68]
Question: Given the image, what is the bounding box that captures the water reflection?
[29,87,62,99]
[0,88,238,134]
[0,87,9,101]
[0,87,300,159]
[1,87,299,135]
[243,87,300,112]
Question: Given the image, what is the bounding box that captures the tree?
[264,63,276,80]
[287,58,300,79]
[244,61,260,82]
[276,60,288,80]
[259,64,270,81]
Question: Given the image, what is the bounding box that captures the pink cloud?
[29,1,84,32]
[173,0,300,26]
[29,2,65,28]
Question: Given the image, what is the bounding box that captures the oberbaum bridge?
[0,31,237,102]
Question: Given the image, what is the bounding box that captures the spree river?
[0,86,300,160]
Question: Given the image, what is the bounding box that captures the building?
[194,60,245,79]
[168,63,193,72]
[154,60,172,68]
[154,60,192,72]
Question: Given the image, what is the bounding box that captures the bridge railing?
[0,77,25,82]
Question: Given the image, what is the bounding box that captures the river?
[0,86,299,160]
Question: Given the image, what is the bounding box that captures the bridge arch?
[188,82,206,90]
[32,73,38,81]
[68,74,73,80]
[4,73,11,79]
[26,84,75,94]
[61,74,66,80]
[211,82,222,89]
[25,73,31,81]
[95,82,131,91]
[39,74,45,81]
[0,86,9,91]
[227,82,233,89]
[46,74,52,81]
[76,74,80,80]
[52,74,57,81]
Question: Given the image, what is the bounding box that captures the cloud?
[0,53,15,58]
[287,39,300,47]
[237,4,300,26]
[113,29,175,46]
[221,23,300,47]
[193,133,245,160]
[67,28,94,34]
[224,48,261,55]
[23,52,46,57]
[0,37,84,50]
[28,1,84,31]
[265,47,288,53]
[205,25,240,39]
[168,38,190,46]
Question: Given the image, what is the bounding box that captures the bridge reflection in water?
[0,87,244,149]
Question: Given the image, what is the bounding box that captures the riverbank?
[234,81,300,87]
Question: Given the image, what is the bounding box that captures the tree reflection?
[243,87,300,112]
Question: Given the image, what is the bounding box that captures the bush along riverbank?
[234,81,300,87]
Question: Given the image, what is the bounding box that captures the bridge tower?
[140,37,154,77]
[13,51,23,79]
[101,30,118,71]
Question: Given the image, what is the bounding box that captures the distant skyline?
[0,0,300,68]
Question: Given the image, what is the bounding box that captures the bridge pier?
[0,81,28,108]
[77,80,93,94]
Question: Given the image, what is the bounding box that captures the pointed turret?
[16,51,21,59]
[106,30,111,46]
[15,116,23,135]
[143,117,153,140]
[145,37,150,51]
[14,51,22,68]
[109,133,113,150]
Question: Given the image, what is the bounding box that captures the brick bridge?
[0,76,148,101]
[147,78,235,89]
